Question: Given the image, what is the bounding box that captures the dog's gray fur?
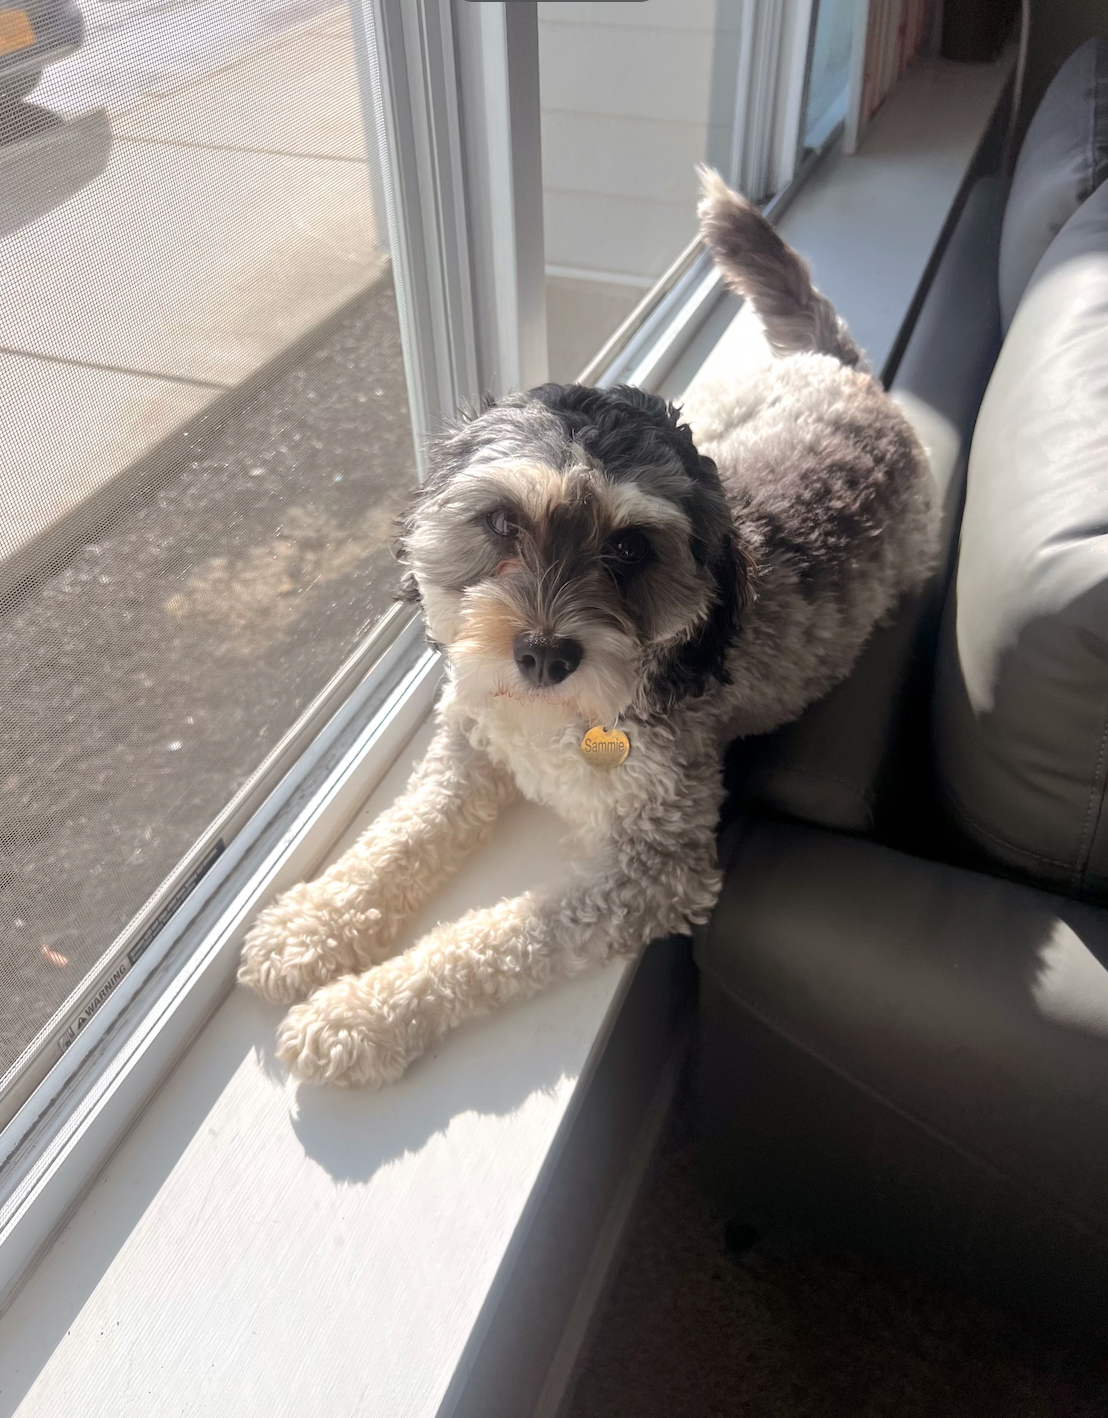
[696,167,862,367]
[238,173,935,1088]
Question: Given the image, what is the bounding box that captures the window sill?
[1,716,651,1416]
[662,50,1014,402]
[0,49,1014,1418]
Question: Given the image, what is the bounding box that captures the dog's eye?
[487,509,519,539]
[606,530,652,571]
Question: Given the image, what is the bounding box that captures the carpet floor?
[565,1078,1108,1418]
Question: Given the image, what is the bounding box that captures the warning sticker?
[57,839,225,1055]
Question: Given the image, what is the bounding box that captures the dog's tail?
[696,166,862,368]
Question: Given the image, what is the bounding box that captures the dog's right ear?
[393,392,500,603]
[391,496,423,604]
[395,568,421,604]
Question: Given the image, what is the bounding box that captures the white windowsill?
[663,52,1013,400]
[2,716,636,1416]
[0,51,1013,1418]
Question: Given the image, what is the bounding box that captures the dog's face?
[396,384,747,727]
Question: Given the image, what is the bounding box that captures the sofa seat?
[697,818,1108,1334]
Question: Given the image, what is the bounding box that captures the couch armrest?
[729,177,1007,835]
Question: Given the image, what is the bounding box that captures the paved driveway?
[1,2,384,580]
[0,3,415,1082]
[36,0,339,115]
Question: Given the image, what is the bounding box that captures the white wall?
[538,0,743,378]
[539,0,742,283]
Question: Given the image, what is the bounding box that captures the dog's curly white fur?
[239,171,935,1087]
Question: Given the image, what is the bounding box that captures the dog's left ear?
[672,528,750,691]
[648,451,753,710]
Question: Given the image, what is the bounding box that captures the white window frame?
[0,0,829,1316]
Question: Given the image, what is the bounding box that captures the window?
[539,0,747,381]
[801,0,859,153]
[0,0,853,1307]
[540,0,824,387]
[0,0,420,1124]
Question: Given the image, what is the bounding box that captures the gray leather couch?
[696,38,1108,1336]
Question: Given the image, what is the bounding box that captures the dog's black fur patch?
[642,532,748,712]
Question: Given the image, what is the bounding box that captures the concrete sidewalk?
[0,7,385,579]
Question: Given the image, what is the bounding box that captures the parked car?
[0,0,83,104]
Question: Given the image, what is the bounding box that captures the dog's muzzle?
[512,632,583,687]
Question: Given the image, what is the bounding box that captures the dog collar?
[579,725,631,769]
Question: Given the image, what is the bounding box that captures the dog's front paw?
[238,881,384,1005]
[275,975,413,1088]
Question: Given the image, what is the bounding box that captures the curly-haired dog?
[239,171,935,1087]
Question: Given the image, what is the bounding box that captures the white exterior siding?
[539,0,743,376]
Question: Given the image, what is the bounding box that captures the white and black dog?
[238,170,934,1087]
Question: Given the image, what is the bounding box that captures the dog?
[238,170,934,1088]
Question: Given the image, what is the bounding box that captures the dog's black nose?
[513,633,583,687]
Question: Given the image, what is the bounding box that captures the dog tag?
[580,725,631,770]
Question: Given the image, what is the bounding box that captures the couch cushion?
[697,817,1108,1332]
[999,37,1108,331]
[934,177,1108,899]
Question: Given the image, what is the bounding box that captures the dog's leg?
[238,721,516,1004]
[274,815,721,1087]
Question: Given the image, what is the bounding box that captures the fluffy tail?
[696,166,862,368]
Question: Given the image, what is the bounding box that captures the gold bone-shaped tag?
[580,725,631,770]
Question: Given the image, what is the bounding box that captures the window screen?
[0,1,415,1099]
